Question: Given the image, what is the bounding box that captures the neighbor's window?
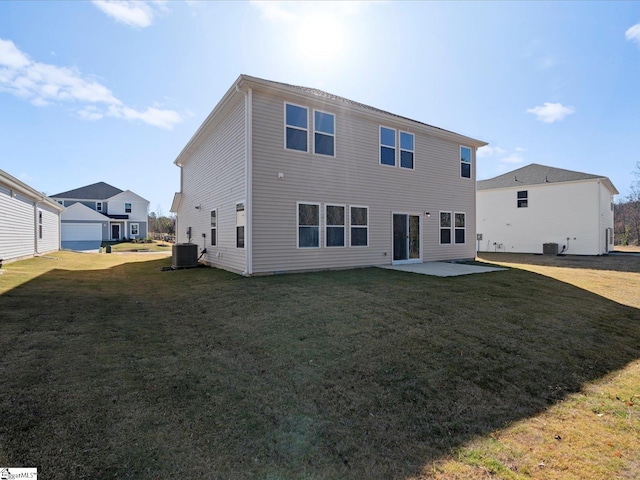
[38,211,43,239]
[285,103,308,152]
[314,110,335,156]
[325,204,345,247]
[454,213,466,244]
[96,201,103,212]
[461,146,472,178]
[350,206,369,247]
[125,202,132,213]
[298,202,320,248]
[130,223,139,237]
[517,190,528,208]
[236,203,245,248]
[400,131,414,169]
[380,126,396,166]
[210,209,217,246]
[440,211,452,244]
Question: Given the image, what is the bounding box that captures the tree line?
[615,161,640,246]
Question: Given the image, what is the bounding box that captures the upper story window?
[517,190,528,208]
[96,201,103,212]
[325,204,345,247]
[350,206,369,247]
[400,132,414,169]
[236,203,245,248]
[298,202,320,248]
[56,199,64,206]
[125,203,132,213]
[460,146,472,178]
[380,126,396,166]
[314,110,335,157]
[210,209,217,246]
[285,103,308,152]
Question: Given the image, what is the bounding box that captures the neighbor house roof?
[477,163,619,194]
[51,182,123,200]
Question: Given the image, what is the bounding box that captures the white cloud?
[526,102,575,123]
[502,154,525,164]
[477,145,506,158]
[92,1,167,28]
[0,37,182,129]
[626,23,640,46]
[250,0,371,22]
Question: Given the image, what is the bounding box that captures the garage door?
[61,223,102,241]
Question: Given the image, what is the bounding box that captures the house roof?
[0,168,65,212]
[175,74,487,166]
[477,163,619,194]
[51,182,123,200]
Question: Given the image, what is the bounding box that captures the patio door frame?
[392,212,422,264]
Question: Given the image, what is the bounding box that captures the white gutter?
[237,83,253,275]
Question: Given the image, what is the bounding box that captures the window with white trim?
[400,131,414,169]
[517,190,528,208]
[314,110,335,156]
[298,202,320,248]
[125,202,132,213]
[96,201,103,212]
[380,126,396,166]
[285,103,308,152]
[130,223,139,237]
[325,204,345,247]
[236,203,245,248]
[461,146,472,178]
[440,211,452,244]
[350,206,369,247]
[454,213,466,244]
[210,209,217,246]
[38,210,43,239]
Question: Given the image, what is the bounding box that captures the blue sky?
[1,1,639,215]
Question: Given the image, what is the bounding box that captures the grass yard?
[0,252,639,479]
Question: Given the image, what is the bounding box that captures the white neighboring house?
[171,74,487,275]
[0,168,64,264]
[51,182,149,246]
[477,164,619,255]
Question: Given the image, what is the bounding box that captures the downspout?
[237,82,253,275]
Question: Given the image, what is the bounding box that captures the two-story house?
[171,75,487,275]
[477,164,618,255]
[51,182,149,246]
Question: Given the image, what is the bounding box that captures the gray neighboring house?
[0,168,64,263]
[171,74,487,275]
[51,182,150,247]
[477,163,619,255]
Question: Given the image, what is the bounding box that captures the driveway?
[378,261,506,277]
[61,241,102,253]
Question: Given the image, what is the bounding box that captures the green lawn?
[0,252,638,479]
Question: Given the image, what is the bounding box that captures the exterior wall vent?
[172,243,198,268]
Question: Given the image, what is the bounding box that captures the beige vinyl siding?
[177,97,246,273]
[38,203,61,254]
[250,89,476,274]
[0,186,36,262]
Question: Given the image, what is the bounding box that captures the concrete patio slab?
[378,261,506,277]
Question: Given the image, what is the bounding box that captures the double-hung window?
[38,211,43,239]
[400,132,414,169]
[130,223,139,237]
[460,146,472,178]
[380,127,396,166]
[125,202,132,213]
[517,191,528,208]
[440,211,452,244]
[350,206,369,247]
[236,203,245,248]
[325,204,345,247]
[314,110,335,156]
[298,203,320,248]
[285,103,308,152]
[210,209,217,246]
[96,201,103,212]
[454,213,466,244]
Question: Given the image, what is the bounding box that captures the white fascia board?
[0,168,65,212]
